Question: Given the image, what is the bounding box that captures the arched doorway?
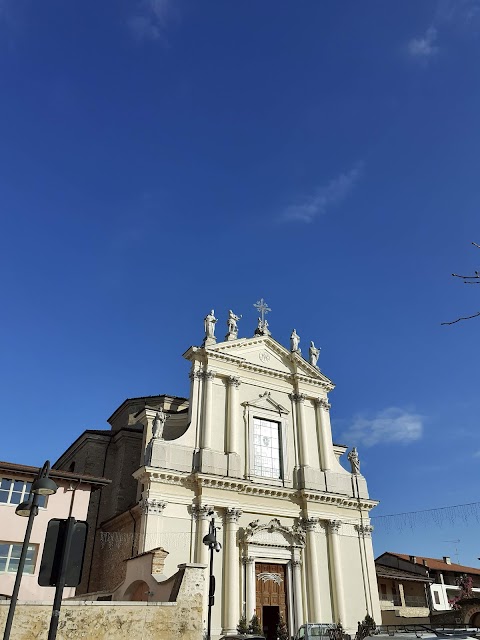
[124,579,151,601]
[469,610,480,627]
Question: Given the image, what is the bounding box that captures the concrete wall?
[0,564,205,640]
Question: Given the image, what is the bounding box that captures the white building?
[55,308,381,638]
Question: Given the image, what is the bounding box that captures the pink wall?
[0,480,93,601]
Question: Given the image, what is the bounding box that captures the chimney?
[443,556,451,565]
[423,559,428,567]
[410,555,417,563]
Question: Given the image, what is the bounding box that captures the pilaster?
[300,516,322,621]
[243,556,256,619]
[201,370,215,449]
[327,520,346,625]
[223,507,242,633]
[192,503,213,565]
[314,397,333,471]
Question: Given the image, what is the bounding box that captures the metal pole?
[47,517,76,640]
[206,544,214,640]
[2,493,39,640]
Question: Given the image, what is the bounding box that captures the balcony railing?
[379,594,402,606]
[404,595,428,607]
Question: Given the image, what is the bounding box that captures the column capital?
[327,519,342,534]
[314,397,331,411]
[202,369,215,381]
[291,559,302,568]
[191,504,214,520]
[354,523,373,537]
[140,498,167,515]
[189,369,203,381]
[290,392,306,404]
[225,507,243,523]
[227,376,241,388]
[242,556,255,566]
[299,516,320,532]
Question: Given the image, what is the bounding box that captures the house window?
[252,417,281,479]
[0,478,46,508]
[0,542,38,574]
[434,591,440,605]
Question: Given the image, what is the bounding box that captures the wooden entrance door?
[255,563,287,631]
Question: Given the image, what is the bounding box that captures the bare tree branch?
[441,311,480,325]
[442,242,480,325]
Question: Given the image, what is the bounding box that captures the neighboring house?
[54,310,381,638]
[376,552,480,624]
[375,558,432,624]
[0,460,109,601]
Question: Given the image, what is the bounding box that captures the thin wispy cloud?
[128,0,176,43]
[407,27,439,60]
[341,407,424,447]
[406,0,480,65]
[281,164,362,224]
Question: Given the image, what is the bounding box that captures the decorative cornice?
[241,517,306,547]
[228,376,241,389]
[133,469,379,512]
[140,498,167,515]
[225,507,243,523]
[314,397,331,411]
[355,523,374,538]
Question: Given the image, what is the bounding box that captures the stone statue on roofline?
[290,329,300,353]
[348,447,361,475]
[152,409,167,440]
[203,309,217,346]
[225,310,242,341]
[309,341,320,368]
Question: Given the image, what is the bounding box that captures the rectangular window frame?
[0,542,38,574]
[0,477,47,508]
[246,406,291,486]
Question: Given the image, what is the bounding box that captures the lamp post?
[2,461,58,640]
[202,511,222,640]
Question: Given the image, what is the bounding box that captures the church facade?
[55,306,381,637]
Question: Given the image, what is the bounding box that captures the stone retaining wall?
[0,564,205,640]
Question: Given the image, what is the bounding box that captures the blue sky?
[1,0,480,567]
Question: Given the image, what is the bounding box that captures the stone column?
[223,508,242,633]
[244,556,256,619]
[192,504,213,565]
[302,517,322,621]
[201,370,215,449]
[139,498,167,553]
[293,393,310,467]
[292,559,304,630]
[398,583,406,607]
[226,377,241,455]
[314,398,333,471]
[188,369,203,447]
[328,520,346,625]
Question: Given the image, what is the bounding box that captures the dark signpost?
[38,517,88,640]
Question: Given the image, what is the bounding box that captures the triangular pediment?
[242,391,289,415]
[205,335,333,386]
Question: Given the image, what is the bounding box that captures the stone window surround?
[245,405,290,486]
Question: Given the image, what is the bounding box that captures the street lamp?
[2,461,58,640]
[203,510,222,640]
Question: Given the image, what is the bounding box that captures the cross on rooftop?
[254,298,271,324]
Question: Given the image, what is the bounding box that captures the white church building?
[55,302,381,638]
